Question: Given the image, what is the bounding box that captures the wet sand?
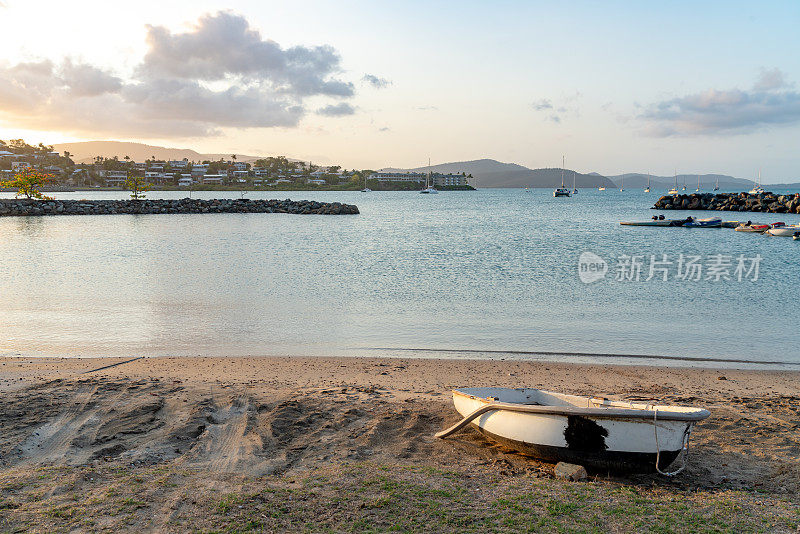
[1,356,798,532]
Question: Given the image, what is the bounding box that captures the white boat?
[619,173,624,192]
[714,176,720,191]
[668,171,679,194]
[749,170,764,195]
[767,225,800,237]
[644,173,650,193]
[695,174,700,192]
[437,387,709,473]
[598,186,606,191]
[553,156,571,197]
[360,173,371,192]
[419,159,438,194]
[572,171,578,194]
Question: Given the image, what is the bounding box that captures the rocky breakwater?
[653,192,800,214]
[0,198,359,217]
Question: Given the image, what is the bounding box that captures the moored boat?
[735,223,770,233]
[437,387,709,473]
[766,225,800,237]
[684,217,722,228]
[619,219,686,227]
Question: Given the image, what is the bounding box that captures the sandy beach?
[1,356,799,532]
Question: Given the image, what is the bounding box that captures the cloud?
[640,69,800,136]
[531,99,552,111]
[753,67,790,91]
[362,74,391,89]
[316,102,355,116]
[0,11,357,137]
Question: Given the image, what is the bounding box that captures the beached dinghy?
[436,387,709,473]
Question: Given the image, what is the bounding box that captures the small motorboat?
[619,219,686,227]
[735,223,770,233]
[437,387,709,473]
[767,225,800,236]
[684,217,722,228]
[721,221,741,228]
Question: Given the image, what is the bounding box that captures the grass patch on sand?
[0,463,798,533]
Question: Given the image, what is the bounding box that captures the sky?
[0,0,799,180]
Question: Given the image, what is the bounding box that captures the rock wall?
[0,198,360,217]
[653,192,800,214]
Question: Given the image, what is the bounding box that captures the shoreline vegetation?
[1,356,798,532]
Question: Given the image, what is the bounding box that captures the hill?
[476,168,617,188]
[607,173,756,190]
[382,159,615,188]
[52,141,265,164]
[381,158,530,175]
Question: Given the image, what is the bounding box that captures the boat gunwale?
[453,388,710,422]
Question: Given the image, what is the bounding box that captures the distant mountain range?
[384,159,800,189]
[52,141,267,165]
[381,159,617,188]
[608,173,756,190]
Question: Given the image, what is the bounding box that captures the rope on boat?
[653,408,693,476]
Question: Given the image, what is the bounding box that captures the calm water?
[2,188,799,368]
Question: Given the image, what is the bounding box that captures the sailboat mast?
[427,158,431,189]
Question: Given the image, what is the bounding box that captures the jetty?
[653,192,800,214]
[0,198,359,217]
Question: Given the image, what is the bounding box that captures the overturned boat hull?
[451,387,709,473]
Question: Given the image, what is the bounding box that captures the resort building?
[370,171,427,183]
[432,173,469,187]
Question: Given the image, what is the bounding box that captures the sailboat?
[360,172,371,192]
[644,173,650,193]
[749,170,764,195]
[553,156,570,197]
[668,171,679,195]
[572,171,578,194]
[713,177,719,191]
[619,173,624,192]
[419,159,438,194]
[681,174,686,191]
[695,174,700,192]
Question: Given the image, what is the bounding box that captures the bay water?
[1,188,798,368]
